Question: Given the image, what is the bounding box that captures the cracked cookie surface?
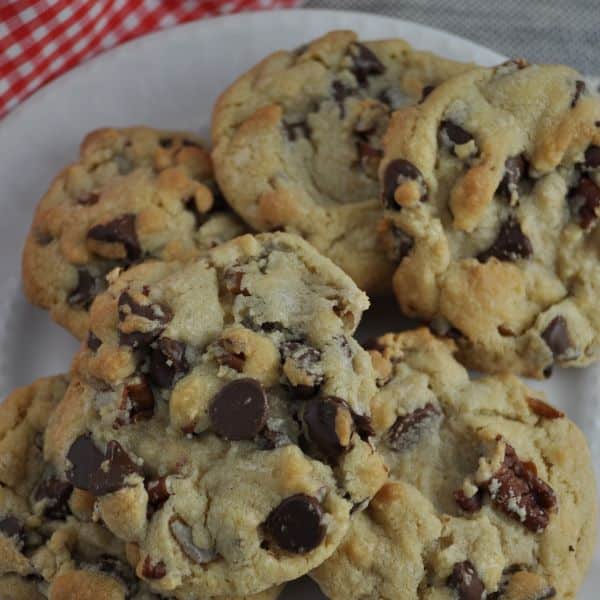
[379,61,600,377]
[311,328,596,599]
[23,126,248,340]
[43,232,387,597]
[212,30,470,294]
[0,375,283,600]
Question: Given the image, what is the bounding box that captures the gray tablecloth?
[305,0,599,76]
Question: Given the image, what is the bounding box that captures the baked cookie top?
[212,30,471,293]
[312,328,597,599]
[379,60,600,377]
[43,232,387,597]
[0,376,282,600]
[22,126,247,340]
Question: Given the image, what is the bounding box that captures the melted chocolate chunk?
[262,494,326,553]
[146,477,171,509]
[77,192,100,206]
[447,561,485,600]
[302,396,354,463]
[150,337,188,388]
[169,517,218,564]
[568,176,600,229]
[66,435,141,496]
[87,331,102,351]
[209,378,268,441]
[571,80,586,107]
[117,378,155,426]
[34,478,73,519]
[348,42,385,87]
[454,489,484,513]
[0,516,25,546]
[382,159,427,209]
[332,80,356,118]
[68,269,103,309]
[87,214,141,261]
[440,120,474,146]
[142,556,166,579]
[541,316,573,359]
[584,145,600,169]
[117,291,171,348]
[66,434,105,492]
[284,120,311,142]
[526,397,564,419]
[498,155,527,198]
[387,403,442,452]
[477,217,533,262]
[280,341,324,397]
[216,347,245,372]
[486,442,557,532]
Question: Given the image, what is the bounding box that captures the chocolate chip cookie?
[22,126,248,340]
[379,60,600,377]
[43,232,387,597]
[212,30,471,294]
[312,328,597,599]
[0,375,283,600]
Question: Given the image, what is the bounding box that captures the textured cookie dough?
[44,232,387,597]
[312,328,597,599]
[0,376,283,600]
[212,30,471,293]
[379,60,600,377]
[23,126,248,340]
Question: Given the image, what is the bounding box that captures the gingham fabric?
[0,0,301,118]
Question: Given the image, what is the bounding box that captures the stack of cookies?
[2,30,597,599]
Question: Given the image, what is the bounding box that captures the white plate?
[0,9,597,599]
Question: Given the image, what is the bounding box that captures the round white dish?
[0,9,597,598]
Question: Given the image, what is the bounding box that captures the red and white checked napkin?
[0,0,302,118]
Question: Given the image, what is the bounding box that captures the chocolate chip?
[209,378,268,441]
[382,159,427,209]
[454,489,484,513]
[90,440,142,497]
[169,517,218,564]
[498,155,527,198]
[117,378,155,426]
[142,556,166,579]
[77,192,100,206]
[541,316,573,359]
[388,226,414,263]
[477,217,533,262]
[34,478,73,519]
[387,403,442,452]
[348,42,385,87]
[447,561,485,600]
[568,176,600,229]
[0,516,25,547]
[159,138,173,148]
[284,120,311,142]
[150,337,188,388]
[302,397,354,463]
[262,494,326,553]
[66,435,141,496]
[87,214,141,261]
[571,80,586,107]
[87,331,102,351]
[440,120,473,145]
[66,434,105,492]
[117,291,172,348]
[526,397,564,419]
[486,441,557,532]
[420,85,435,102]
[68,269,103,309]
[332,80,356,118]
[184,196,208,228]
[584,145,600,169]
[146,477,171,509]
